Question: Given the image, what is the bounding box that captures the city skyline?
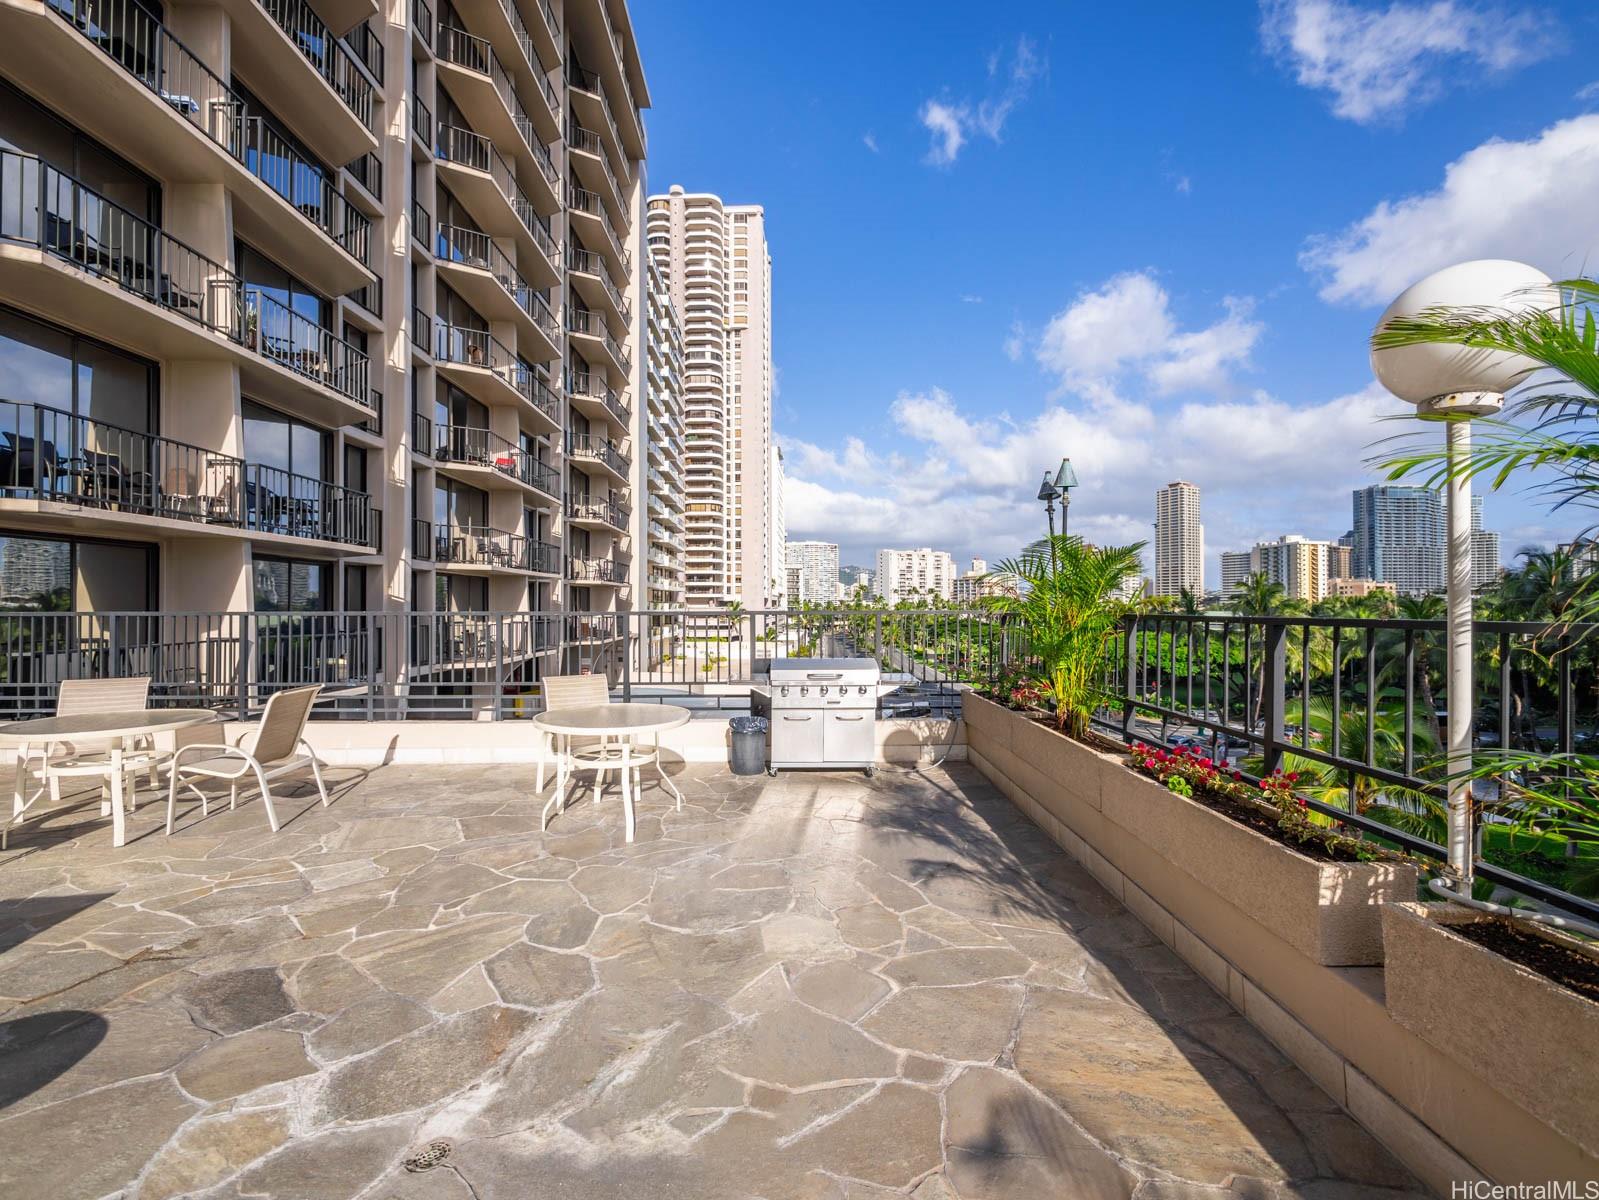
[636,1,1599,582]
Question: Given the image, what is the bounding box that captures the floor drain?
[402,1140,453,1172]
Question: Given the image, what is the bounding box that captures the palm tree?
[1232,572,1288,617]
[1393,593,1445,750]
[1177,586,1202,615]
[983,535,1144,739]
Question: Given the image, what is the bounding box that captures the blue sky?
[633,0,1599,584]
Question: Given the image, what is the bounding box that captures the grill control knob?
[779,686,789,697]
[858,685,867,695]
[819,686,829,696]
[800,686,809,696]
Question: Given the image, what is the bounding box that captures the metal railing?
[431,423,557,497]
[245,288,371,409]
[565,244,630,322]
[435,125,556,260]
[567,370,630,424]
[566,182,629,270]
[1102,612,1599,923]
[434,25,552,178]
[256,0,374,129]
[566,121,626,212]
[566,495,628,530]
[341,19,384,84]
[566,306,629,371]
[435,224,557,337]
[1,149,240,340]
[43,0,372,264]
[0,400,374,547]
[411,516,434,559]
[346,151,382,201]
[566,432,628,475]
[411,306,431,353]
[412,91,434,149]
[411,198,433,249]
[243,462,374,546]
[567,556,626,584]
[435,524,540,572]
[410,0,433,47]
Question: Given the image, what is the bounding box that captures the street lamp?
[1035,470,1061,541]
[1054,458,1079,539]
[1370,259,1553,894]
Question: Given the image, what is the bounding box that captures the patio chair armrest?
[169,742,243,769]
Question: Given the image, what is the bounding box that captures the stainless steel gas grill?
[758,658,882,775]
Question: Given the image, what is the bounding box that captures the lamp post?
[1370,259,1552,892]
[1036,471,1060,543]
[1054,457,1079,539]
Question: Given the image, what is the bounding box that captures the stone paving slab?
[0,760,1429,1199]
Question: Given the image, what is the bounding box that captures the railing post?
[236,615,251,722]
[873,613,883,661]
[1261,620,1288,776]
[1121,616,1137,742]
[620,610,631,702]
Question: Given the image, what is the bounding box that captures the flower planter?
[1382,902,1599,1157]
[963,693,1416,965]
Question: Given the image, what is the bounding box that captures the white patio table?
[1,709,216,848]
[533,702,690,842]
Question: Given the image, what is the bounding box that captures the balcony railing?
[411,515,434,559]
[566,61,624,160]
[0,400,372,547]
[435,224,557,338]
[432,423,556,497]
[566,307,629,371]
[567,370,630,424]
[567,183,629,270]
[1,149,240,340]
[411,198,433,249]
[341,19,384,84]
[410,0,433,47]
[566,433,628,475]
[567,555,627,584]
[346,151,382,201]
[435,524,552,572]
[435,25,550,174]
[411,306,431,353]
[245,288,371,409]
[566,121,626,210]
[257,0,375,130]
[412,91,434,149]
[565,244,630,322]
[244,462,375,546]
[436,125,556,260]
[44,0,370,265]
[567,495,629,530]
[349,278,381,317]
[1,152,371,412]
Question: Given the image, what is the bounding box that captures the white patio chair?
[164,685,328,834]
[40,676,156,811]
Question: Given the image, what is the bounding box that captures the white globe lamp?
[1370,259,1554,889]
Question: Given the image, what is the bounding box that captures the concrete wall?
[962,692,1597,1194]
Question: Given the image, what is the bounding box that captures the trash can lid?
[729,716,769,734]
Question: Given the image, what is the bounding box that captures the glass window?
[252,556,327,612]
[0,533,154,611]
[243,400,329,480]
[0,306,155,431]
[0,80,159,222]
[237,242,330,330]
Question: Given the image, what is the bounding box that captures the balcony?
[567,183,630,279]
[308,0,377,37]
[410,0,433,51]
[411,514,434,559]
[412,199,434,251]
[565,244,630,326]
[411,306,432,355]
[566,306,630,379]
[565,59,629,169]
[435,524,554,573]
[566,432,629,482]
[0,400,372,549]
[0,152,373,427]
[432,423,559,501]
[565,494,629,533]
[3,0,373,296]
[221,0,377,163]
[434,225,560,356]
[436,125,559,268]
[434,25,557,208]
[434,324,560,430]
[344,151,382,208]
[566,369,631,427]
[566,554,627,585]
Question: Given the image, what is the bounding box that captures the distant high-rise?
[875,548,956,604]
[641,255,687,609]
[1351,487,1499,596]
[785,540,839,606]
[646,187,775,607]
[1154,482,1204,596]
[1219,550,1254,596]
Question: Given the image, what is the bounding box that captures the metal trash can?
[729,716,768,775]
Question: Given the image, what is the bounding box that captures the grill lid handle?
[805,672,844,680]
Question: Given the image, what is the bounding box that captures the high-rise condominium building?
[1154,482,1204,596]
[875,548,956,604]
[952,557,1012,604]
[785,540,839,606]
[645,187,775,608]
[0,0,651,675]
[768,446,786,606]
[1219,551,1254,596]
[1251,535,1331,602]
[642,255,685,609]
[1351,487,1500,595]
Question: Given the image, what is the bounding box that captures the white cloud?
[1175,175,1193,195]
[781,383,1409,583]
[1303,114,1599,305]
[862,132,880,153]
[1035,272,1262,398]
[1261,0,1559,124]
[920,38,1042,166]
[1577,81,1599,104]
[960,294,984,305]
[779,435,874,479]
[1003,320,1026,362]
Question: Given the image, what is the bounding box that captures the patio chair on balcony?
[25,677,158,824]
[164,684,328,834]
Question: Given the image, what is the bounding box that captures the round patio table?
[0,709,218,848]
[533,703,690,842]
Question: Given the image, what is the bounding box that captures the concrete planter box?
[1382,902,1599,1158]
[964,693,1416,965]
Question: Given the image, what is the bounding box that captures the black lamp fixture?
[1053,457,1078,539]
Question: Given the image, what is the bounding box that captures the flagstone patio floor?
[0,759,1428,1199]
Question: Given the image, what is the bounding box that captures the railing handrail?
[435,124,556,260]
[245,287,372,409]
[257,0,374,129]
[435,224,555,334]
